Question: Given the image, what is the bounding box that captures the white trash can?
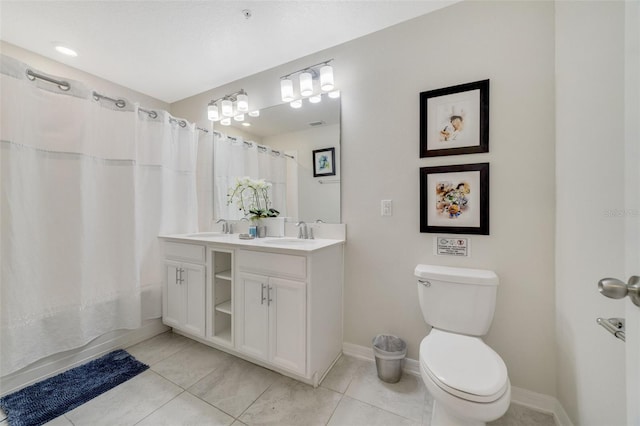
[372,334,407,383]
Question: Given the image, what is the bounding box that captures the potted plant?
[227,176,280,222]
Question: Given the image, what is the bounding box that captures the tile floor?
[0,332,556,426]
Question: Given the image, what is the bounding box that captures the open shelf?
[214,326,232,343]
[215,300,232,315]
[215,269,232,281]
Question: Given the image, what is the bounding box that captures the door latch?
[596,317,625,342]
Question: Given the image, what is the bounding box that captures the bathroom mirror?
[217,97,341,223]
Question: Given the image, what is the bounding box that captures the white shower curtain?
[0,55,198,375]
[213,133,287,220]
[136,110,199,320]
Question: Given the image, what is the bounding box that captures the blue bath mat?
[0,349,148,426]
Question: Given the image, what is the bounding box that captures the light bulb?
[207,103,220,121]
[234,114,245,122]
[299,71,313,97]
[236,93,249,112]
[248,110,260,117]
[280,78,294,102]
[328,90,341,99]
[221,99,233,117]
[290,99,302,109]
[55,45,78,57]
[320,65,334,91]
[309,94,322,104]
[220,117,231,126]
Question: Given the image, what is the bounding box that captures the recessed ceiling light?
[55,45,78,57]
[242,122,251,127]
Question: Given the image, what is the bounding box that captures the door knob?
[598,276,640,307]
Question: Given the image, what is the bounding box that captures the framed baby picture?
[420,163,489,235]
[419,79,489,158]
[312,147,336,177]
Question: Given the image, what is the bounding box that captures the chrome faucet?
[216,218,232,234]
[296,221,308,239]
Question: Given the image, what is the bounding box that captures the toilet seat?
[420,329,508,403]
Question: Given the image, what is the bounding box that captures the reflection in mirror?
[213,97,340,223]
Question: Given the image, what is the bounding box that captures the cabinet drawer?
[164,242,205,263]
[237,250,306,279]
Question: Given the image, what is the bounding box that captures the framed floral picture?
[420,79,489,158]
[313,147,336,177]
[420,163,489,235]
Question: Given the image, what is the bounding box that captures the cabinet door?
[183,262,206,337]
[236,272,269,361]
[268,277,306,375]
[164,260,183,328]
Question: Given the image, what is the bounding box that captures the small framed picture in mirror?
[313,147,336,177]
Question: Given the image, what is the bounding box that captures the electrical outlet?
[381,200,392,216]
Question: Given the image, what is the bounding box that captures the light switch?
[381,200,392,216]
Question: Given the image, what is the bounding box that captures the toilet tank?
[415,264,499,336]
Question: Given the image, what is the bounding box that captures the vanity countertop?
[159,233,344,252]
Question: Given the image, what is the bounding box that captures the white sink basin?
[262,238,310,245]
[185,232,224,238]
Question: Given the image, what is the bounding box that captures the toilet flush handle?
[418,280,431,287]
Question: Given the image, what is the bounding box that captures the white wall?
[555,2,627,425]
[172,0,557,397]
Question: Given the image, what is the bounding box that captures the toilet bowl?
[415,264,511,426]
[419,329,510,426]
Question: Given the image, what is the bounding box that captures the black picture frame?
[420,163,489,235]
[420,79,489,158]
[312,147,336,177]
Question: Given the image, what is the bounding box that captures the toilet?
[415,264,510,426]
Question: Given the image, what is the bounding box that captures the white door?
[268,277,306,375]
[236,272,269,361]
[183,262,206,337]
[164,260,183,328]
[624,1,639,421]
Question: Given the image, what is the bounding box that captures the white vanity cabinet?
[163,242,206,337]
[161,234,344,387]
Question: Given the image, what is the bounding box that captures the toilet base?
[432,401,485,426]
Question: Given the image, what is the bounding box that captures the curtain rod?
[214,132,294,159]
[25,69,207,132]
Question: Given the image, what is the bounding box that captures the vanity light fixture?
[234,113,245,122]
[280,59,337,110]
[207,89,253,122]
[220,117,231,126]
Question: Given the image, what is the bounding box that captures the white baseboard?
[342,342,573,426]
[0,319,168,397]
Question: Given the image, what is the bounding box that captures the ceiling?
[0,1,457,104]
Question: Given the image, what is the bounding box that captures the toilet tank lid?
[415,264,498,286]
